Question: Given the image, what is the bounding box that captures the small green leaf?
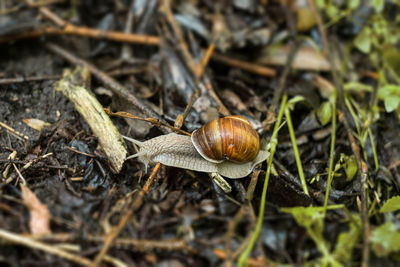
[333,215,361,262]
[315,0,325,8]
[281,205,343,227]
[281,206,324,227]
[348,0,360,10]
[354,27,371,53]
[377,85,400,112]
[282,205,345,266]
[371,221,400,257]
[384,96,400,112]
[317,101,332,126]
[326,5,339,18]
[343,82,373,93]
[377,85,398,98]
[344,155,357,181]
[372,0,384,13]
[380,196,400,213]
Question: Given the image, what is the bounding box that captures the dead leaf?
[20,184,51,234]
[23,118,51,131]
[258,44,335,71]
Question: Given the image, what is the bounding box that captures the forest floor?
[1,1,400,266]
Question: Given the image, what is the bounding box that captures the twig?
[24,0,66,26]
[196,43,215,78]
[268,6,298,131]
[120,0,137,61]
[105,110,189,135]
[0,75,60,85]
[270,42,298,108]
[195,44,230,116]
[223,206,248,266]
[175,42,228,128]
[0,26,160,46]
[307,0,329,56]
[0,121,29,140]
[0,228,93,266]
[159,0,197,74]
[214,248,267,267]
[211,52,276,78]
[19,233,197,254]
[203,80,230,116]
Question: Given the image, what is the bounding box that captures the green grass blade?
[323,96,337,214]
[284,105,309,196]
[238,94,287,267]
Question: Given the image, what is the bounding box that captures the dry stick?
[307,0,329,56]
[159,0,197,75]
[211,52,276,78]
[270,3,299,107]
[105,110,190,136]
[24,0,66,26]
[0,121,29,140]
[90,235,197,254]
[223,245,267,267]
[22,0,66,8]
[21,233,197,254]
[0,75,60,85]
[195,44,230,116]
[270,5,299,108]
[91,162,162,266]
[0,228,93,266]
[214,248,266,267]
[120,0,137,60]
[157,9,200,128]
[203,80,230,116]
[270,43,298,108]
[0,4,20,15]
[45,43,164,123]
[0,25,160,46]
[196,43,215,78]
[223,205,248,267]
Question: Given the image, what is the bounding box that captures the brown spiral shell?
[191,115,260,163]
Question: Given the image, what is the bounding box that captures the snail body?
[126,116,269,179]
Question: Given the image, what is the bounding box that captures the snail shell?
[191,115,260,163]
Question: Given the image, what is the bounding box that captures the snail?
[124,116,269,179]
